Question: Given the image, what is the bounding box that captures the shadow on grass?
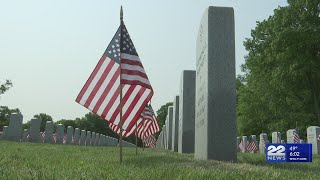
[125,150,320,174]
[124,150,193,167]
[237,154,320,173]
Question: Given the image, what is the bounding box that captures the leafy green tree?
[33,113,53,132]
[0,106,20,130]
[156,102,173,136]
[55,119,78,131]
[0,80,12,96]
[238,0,320,139]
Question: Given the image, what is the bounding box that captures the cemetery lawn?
[0,141,319,180]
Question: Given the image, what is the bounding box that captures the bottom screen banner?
[266,143,312,162]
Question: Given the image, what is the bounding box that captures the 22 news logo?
[266,144,286,162]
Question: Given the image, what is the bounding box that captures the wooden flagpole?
[135,121,138,155]
[119,6,124,164]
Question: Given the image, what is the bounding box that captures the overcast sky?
[0,0,288,122]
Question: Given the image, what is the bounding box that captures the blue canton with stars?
[104,21,138,64]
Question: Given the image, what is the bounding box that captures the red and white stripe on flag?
[143,135,156,148]
[136,104,159,139]
[293,131,300,143]
[109,104,159,138]
[75,20,153,134]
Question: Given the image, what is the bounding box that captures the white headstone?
[287,129,299,143]
[241,136,248,153]
[272,132,281,143]
[307,126,320,154]
[259,133,268,154]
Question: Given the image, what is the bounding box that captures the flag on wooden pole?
[75,6,153,162]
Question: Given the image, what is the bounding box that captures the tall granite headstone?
[167,107,173,150]
[172,96,179,152]
[6,113,23,141]
[272,132,281,143]
[91,132,96,146]
[44,121,54,144]
[86,131,91,146]
[66,126,74,144]
[95,133,100,146]
[57,124,64,144]
[74,128,80,145]
[80,130,86,146]
[307,126,320,154]
[178,70,196,154]
[29,118,41,143]
[195,6,236,161]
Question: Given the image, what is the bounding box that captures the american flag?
[76,19,153,136]
[40,132,45,143]
[71,136,75,144]
[110,103,159,138]
[136,104,159,139]
[63,134,67,144]
[238,140,248,152]
[293,131,300,143]
[277,136,281,143]
[260,136,269,149]
[247,140,258,152]
[143,135,156,148]
[53,133,57,144]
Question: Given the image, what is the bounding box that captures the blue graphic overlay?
[266,144,312,162]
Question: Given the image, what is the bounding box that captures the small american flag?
[247,140,258,152]
[40,132,45,143]
[143,135,156,148]
[293,131,300,143]
[136,104,159,139]
[238,140,248,152]
[76,18,153,136]
[260,136,269,149]
[63,134,67,144]
[53,133,57,144]
[71,136,74,144]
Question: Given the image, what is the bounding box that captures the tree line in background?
[1,0,319,143]
[237,0,320,140]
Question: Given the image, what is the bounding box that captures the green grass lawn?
[0,141,319,179]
